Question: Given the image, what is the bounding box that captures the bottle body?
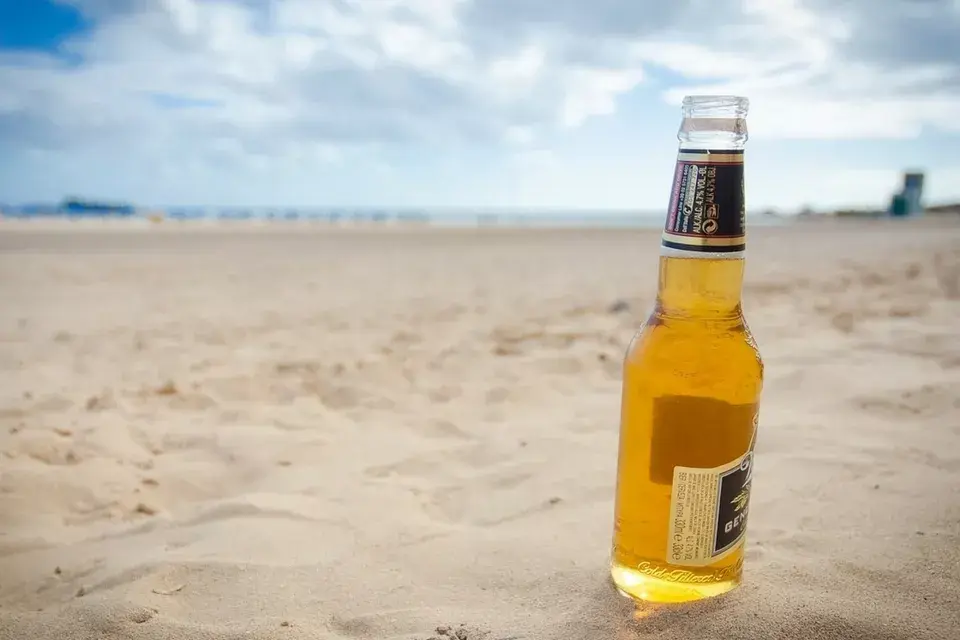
[610,96,763,604]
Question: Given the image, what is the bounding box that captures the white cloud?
[0,0,959,203]
[559,67,644,128]
[651,0,960,139]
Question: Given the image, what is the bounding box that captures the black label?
[713,451,752,555]
[662,149,746,253]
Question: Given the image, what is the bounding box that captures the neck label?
[662,149,745,254]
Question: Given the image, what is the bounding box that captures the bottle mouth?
[682,95,749,118]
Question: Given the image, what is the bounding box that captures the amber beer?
[610,95,763,604]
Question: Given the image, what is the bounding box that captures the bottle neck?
[655,253,745,319]
[657,97,749,319]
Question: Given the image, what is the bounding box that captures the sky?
[0,0,959,212]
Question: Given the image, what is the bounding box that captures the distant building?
[889,171,925,217]
[59,197,137,216]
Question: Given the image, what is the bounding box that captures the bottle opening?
[678,95,748,148]
[682,95,749,119]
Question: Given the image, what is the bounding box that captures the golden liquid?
[610,254,764,604]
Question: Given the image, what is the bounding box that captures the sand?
[0,218,958,640]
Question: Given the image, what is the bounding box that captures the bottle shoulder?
[625,312,764,376]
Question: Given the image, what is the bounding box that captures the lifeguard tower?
[889,171,925,217]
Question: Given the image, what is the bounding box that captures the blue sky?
[1,0,959,212]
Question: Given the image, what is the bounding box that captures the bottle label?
[665,410,758,567]
[662,149,745,254]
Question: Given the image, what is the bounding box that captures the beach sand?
[0,219,958,639]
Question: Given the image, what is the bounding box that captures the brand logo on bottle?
[634,560,741,584]
[713,451,752,555]
[662,149,746,254]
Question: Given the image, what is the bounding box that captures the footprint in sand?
[16,432,81,466]
[363,445,558,526]
[426,476,565,527]
[854,382,960,420]
[363,443,513,480]
[933,250,960,299]
[890,332,960,369]
[417,419,473,441]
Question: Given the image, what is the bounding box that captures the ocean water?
[0,205,791,229]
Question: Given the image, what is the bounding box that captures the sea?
[0,205,792,229]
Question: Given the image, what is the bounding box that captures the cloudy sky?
[1,0,958,211]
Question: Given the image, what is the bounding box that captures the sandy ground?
[0,218,958,640]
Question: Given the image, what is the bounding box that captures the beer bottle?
[610,95,763,604]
